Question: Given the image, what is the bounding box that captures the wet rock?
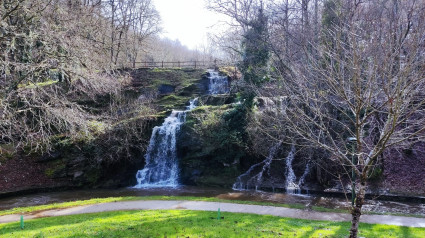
[200,95,234,105]
[73,171,84,179]
[158,84,175,95]
[37,151,62,163]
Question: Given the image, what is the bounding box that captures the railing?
[133,61,219,69]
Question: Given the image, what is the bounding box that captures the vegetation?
[0,1,211,158]
[179,102,250,187]
[238,5,270,106]
[0,0,152,156]
[209,0,425,237]
[2,1,424,238]
[1,210,424,238]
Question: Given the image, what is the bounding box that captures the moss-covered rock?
[177,104,255,187]
[31,110,166,190]
[156,94,192,111]
[199,95,235,106]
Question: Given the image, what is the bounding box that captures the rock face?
[20,115,161,192]
[158,84,175,95]
[176,102,250,187]
[383,143,425,195]
[0,155,70,195]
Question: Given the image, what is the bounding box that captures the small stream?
[0,187,424,216]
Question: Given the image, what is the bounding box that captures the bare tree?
[103,0,160,66]
[125,0,161,68]
[210,0,425,237]
[255,1,425,237]
[0,0,136,154]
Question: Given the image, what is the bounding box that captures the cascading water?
[208,69,229,94]
[232,142,310,194]
[134,98,198,188]
[134,69,228,189]
[232,143,281,190]
[297,162,310,188]
[285,145,299,194]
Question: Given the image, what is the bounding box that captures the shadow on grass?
[1,210,423,238]
[361,223,420,238]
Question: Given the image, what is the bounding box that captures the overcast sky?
[152,0,224,50]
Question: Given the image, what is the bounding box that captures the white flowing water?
[134,69,228,188]
[298,162,310,188]
[232,143,281,190]
[134,98,198,188]
[208,69,229,94]
[285,145,300,194]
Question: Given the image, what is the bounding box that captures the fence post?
[162,61,164,68]
[194,61,197,69]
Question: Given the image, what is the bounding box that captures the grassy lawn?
[1,210,424,238]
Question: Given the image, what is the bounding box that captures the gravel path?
[1,200,424,228]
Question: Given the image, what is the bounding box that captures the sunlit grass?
[18,80,58,89]
[0,210,424,238]
[0,197,140,216]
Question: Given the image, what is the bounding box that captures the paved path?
[1,200,424,228]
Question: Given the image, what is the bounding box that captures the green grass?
[1,210,424,238]
[190,104,233,113]
[18,80,58,89]
[0,197,140,216]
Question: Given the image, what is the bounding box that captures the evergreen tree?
[239,6,269,107]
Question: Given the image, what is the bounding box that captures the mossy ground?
[156,94,193,111]
[1,209,424,238]
[133,68,205,92]
[131,68,207,110]
[17,80,59,89]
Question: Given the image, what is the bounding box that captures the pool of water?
[0,186,423,216]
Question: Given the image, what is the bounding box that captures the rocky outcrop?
[176,103,252,187]
[0,155,70,196]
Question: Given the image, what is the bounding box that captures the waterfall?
[233,142,311,194]
[134,98,198,188]
[285,145,300,194]
[232,143,281,190]
[298,162,310,188]
[208,69,229,94]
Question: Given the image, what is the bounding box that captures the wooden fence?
[133,61,219,69]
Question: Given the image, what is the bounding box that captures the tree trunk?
[110,0,116,63]
[114,30,123,65]
[349,181,365,238]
